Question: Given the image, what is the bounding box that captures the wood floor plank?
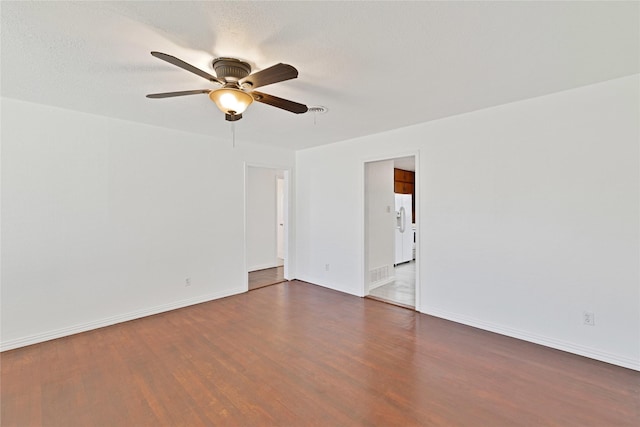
[2,281,639,426]
[248,266,286,290]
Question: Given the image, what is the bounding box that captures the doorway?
[364,155,418,309]
[245,166,289,290]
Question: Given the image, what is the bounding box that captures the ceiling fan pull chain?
[231,122,236,148]
[308,106,327,126]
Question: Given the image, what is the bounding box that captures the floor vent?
[370,265,389,284]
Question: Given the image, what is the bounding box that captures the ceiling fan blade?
[239,63,298,89]
[146,89,211,99]
[251,91,308,114]
[150,51,223,84]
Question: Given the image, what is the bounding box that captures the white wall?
[295,75,640,370]
[365,160,395,290]
[0,98,295,349]
[246,166,280,271]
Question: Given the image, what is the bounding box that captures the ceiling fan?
[146,51,309,121]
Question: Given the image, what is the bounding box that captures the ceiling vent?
[308,106,328,114]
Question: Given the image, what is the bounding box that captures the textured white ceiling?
[2,1,638,150]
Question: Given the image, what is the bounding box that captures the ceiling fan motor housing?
[212,58,251,82]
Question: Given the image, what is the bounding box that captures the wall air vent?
[370,265,389,285]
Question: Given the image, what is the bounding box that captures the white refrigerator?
[395,193,413,265]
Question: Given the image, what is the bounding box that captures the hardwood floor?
[248,265,286,290]
[2,281,638,426]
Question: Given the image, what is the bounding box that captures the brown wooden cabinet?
[394,168,414,194]
[394,181,414,194]
[394,168,415,221]
[394,169,414,184]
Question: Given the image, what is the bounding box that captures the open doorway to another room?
[364,156,417,309]
[246,166,288,291]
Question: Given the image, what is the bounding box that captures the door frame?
[362,151,420,311]
[276,177,285,262]
[244,163,293,291]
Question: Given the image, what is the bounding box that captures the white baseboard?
[423,307,640,372]
[296,275,363,297]
[0,286,245,352]
[368,276,395,291]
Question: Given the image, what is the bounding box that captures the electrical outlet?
[185,277,191,287]
[583,311,595,326]
[325,264,330,271]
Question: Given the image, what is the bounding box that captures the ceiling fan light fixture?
[209,88,253,115]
